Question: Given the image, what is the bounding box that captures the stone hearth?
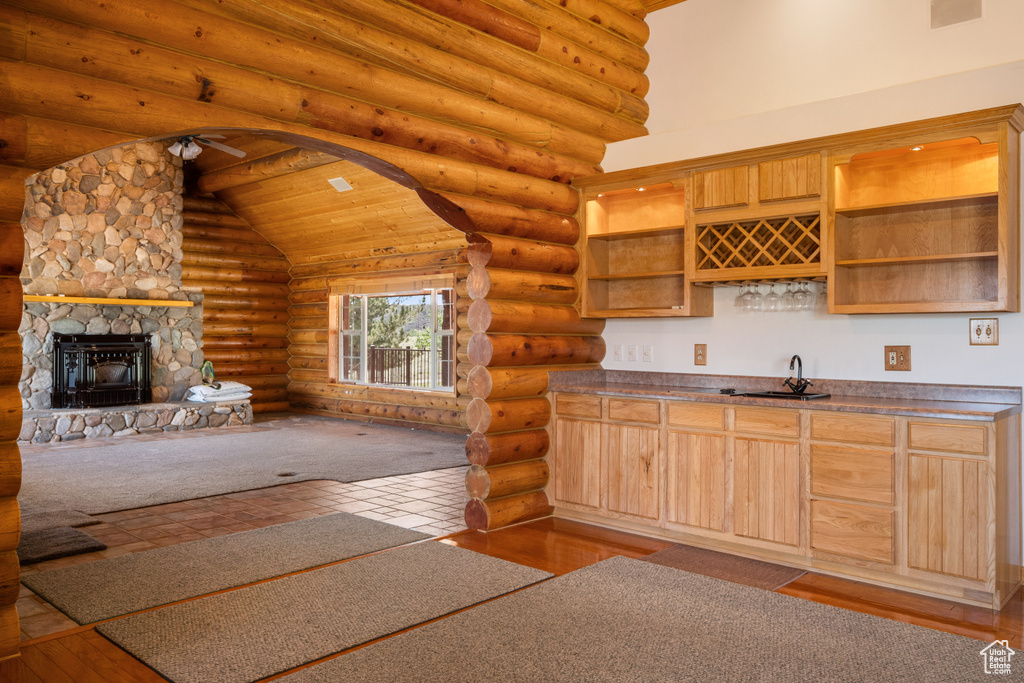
[19,400,253,444]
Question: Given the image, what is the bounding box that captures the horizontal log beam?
[181,264,290,283]
[464,490,551,530]
[201,295,290,310]
[466,365,549,400]
[203,337,289,350]
[467,333,605,367]
[465,234,579,274]
[252,400,291,413]
[203,322,290,337]
[182,280,291,298]
[467,299,604,335]
[440,194,580,245]
[465,460,548,500]
[464,396,549,433]
[214,362,291,376]
[466,267,578,304]
[465,429,549,467]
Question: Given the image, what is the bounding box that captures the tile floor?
[17,443,469,640]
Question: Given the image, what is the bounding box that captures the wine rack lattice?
[696,214,821,271]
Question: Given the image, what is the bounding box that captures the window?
[332,278,455,392]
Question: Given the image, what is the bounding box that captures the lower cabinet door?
[734,437,800,546]
[908,454,989,580]
[666,430,727,531]
[553,418,601,508]
[606,424,660,520]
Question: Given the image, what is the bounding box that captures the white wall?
[601,0,1024,388]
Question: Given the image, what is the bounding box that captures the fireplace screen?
[51,333,152,409]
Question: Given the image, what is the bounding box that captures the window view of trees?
[339,288,454,391]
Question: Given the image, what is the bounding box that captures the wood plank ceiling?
[189,135,466,266]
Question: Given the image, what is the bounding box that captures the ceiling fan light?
[167,141,183,157]
[181,141,203,160]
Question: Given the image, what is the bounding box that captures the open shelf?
[588,270,687,280]
[835,252,998,268]
[835,192,999,216]
[587,225,685,241]
[830,135,1013,313]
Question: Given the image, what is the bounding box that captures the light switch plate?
[627,345,638,362]
[969,318,998,345]
[613,344,623,361]
[642,345,653,362]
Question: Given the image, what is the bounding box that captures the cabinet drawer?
[608,399,660,424]
[909,422,986,455]
[555,394,602,419]
[667,403,725,430]
[734,407,799,438]
[811,445,894,505]
[810,412,894,446]
[811,500,894,565]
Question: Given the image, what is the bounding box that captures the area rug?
[19,414,466,518]
[97,542,552,683]
[17,527,106,565]
[639,543,806,590]
[23,512,429,623]
[280,556,990,683]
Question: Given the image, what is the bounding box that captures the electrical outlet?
[884,345,911,371]
[694,344,707,366]
[642,345,653,362]
[613,344,623,361]
[969,318,999,345]
[627,344,638,362]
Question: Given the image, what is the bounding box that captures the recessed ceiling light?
[328,177,353,192]
[910,146,924,152]
[637,187,645,192]
[597,193,604,197]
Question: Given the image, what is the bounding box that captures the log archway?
[0,0,650,657]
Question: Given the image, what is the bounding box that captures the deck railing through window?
[367,346,431,387]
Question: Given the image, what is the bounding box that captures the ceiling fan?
[166,134,246,160]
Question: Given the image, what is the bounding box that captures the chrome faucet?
[784,354,812,394]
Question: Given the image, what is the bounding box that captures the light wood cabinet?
[580,183,712,318]
[553,417,601,508]
[829,120,1021,313]
[606,424,660,519]
[666,430,727,531]
[548,390,1020,609]
[573,105,1021,318]
[734,438,800,546]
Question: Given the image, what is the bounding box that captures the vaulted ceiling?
[188,134,467,266]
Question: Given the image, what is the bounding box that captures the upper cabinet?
[829,130,1018,313]
[581,182,712,318]
[572,105,1023,319]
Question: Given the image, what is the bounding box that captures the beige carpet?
[639,543,806,590]
[19,414,466,518]
[23,512,429,623]
[98,542,552,683]
[281,556,989,682]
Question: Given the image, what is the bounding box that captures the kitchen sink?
[740,391,831,401]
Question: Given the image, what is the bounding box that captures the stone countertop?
[549,370,1021,422]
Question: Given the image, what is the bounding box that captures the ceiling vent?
[327,177,353,192]
[931,0,982,28]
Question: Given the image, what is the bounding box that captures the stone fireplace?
[14,141,252,443]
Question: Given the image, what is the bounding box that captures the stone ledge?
[19,400,253,444]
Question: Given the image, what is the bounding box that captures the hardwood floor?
[2,517,1020,681]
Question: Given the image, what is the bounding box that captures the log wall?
[0,0,651,654]
[180,196,291,413]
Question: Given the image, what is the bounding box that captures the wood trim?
[23,295,194,307]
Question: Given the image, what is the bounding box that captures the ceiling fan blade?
[197,138,247,158]
[200,134,227,139]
